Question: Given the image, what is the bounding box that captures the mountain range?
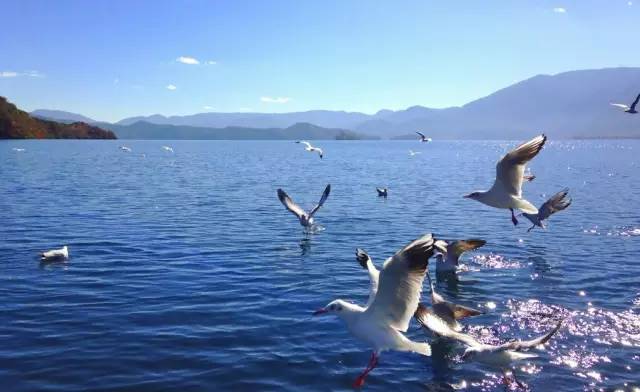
[31,67,640,139]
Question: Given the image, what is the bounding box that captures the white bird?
[416,272,483,332]
[120,146,132,152]
[40,246,69,262]
[162,146,174,153]
[296,140,323,159]
[12,147,26,152]
[435,239,486,274]
[409,150,421,156]
[277,184,330,229]
[610,93,639,114]
[376,188,388,198]
[464,134,547,226]
[314,234,446,387]
[416,131,432,142]
[415,309,563,368]
[521,188,572,232]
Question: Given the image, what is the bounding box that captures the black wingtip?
[355,248,369,269]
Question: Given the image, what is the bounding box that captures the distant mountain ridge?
[1,97,116,139]
[102,121,374,140]
[31,109,97,124]
[32,67,640,139]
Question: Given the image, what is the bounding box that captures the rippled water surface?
[2,140,639,391]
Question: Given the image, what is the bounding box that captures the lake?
[1,139,639,391]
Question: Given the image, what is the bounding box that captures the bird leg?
[510,209,519,226]
[352,352,379,388]
[527,225,535,233]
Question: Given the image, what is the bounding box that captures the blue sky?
[0,0,638,122]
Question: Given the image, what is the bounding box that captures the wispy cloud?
[166,84,177,90]
[203,105,214,110]
[260,96,291,104]
[206,60,217,65]
[628,1,633,5]
[176,56,200,65]
[1,70,44,78]
[553,7,567,13]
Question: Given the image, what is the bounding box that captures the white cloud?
[166,84,177,90]
[628,1,633,5]
[260,96,291,104]
[203,105,214,110]
[206,60,217,65]
[0,70,44,78]
[553,7,567,13]
[176,56,200,65]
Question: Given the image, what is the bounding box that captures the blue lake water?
[1,139,639,391]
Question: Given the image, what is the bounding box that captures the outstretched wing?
[492,135,547,197]
[308,184,331,217]
[453,304,484,320]
[416,131,426,139]
[610,103,630,110]
[538,188,571,221]
[277,189,306,219]
[630,93,640,110]
[446,239,486,265]
[415,304,481,347]
[296,140,312,148]
[365,233,437,332]
[499,320,563,351]
[356,248,380,308]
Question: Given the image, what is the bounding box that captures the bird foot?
[352,376,365,388]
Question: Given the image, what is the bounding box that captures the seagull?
[296,140,323,159]
[314,234,446,388]
[416,131,432,142]
[415,309,563,367]
[409,150,421,156]
[277,184,330,230]
[521,188,572,232]
[435,239,486,274]
[376,188,388,198]
[12,147,26,152]
[162,146,174,153]
[40,246,69,262]
[120,146,132,152]
[464,134,547,226]
[416,272,483,332]
[610,93,639,114]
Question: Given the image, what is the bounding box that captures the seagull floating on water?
[277,184,330,230]
[12,147,26,152]
[120,146,132,152]
[40,246,69,262]
[464,134,547,226]
[376,188,388,198]
[521,188,572,232]
[610,93,639,114]
[296,140,323,159]
[162,146,174,153]
[435,239,486,274]
[409,150,421,156]
[313,234,446,388]
[416,131,432,142]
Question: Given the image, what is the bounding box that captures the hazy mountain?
[103,121,373,140]
[31,109,97,124]
[1,97,115,139]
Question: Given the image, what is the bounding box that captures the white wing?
[364,233,437,332]
[492,134,547,197]
[415,304,481,347]
[356,248,380,308]
[297,140,312,149]
[277,189,306,219]
[610,103,630,110]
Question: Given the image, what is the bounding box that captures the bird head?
[313,299,350,317]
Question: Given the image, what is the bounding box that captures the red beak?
[313,308,328,316]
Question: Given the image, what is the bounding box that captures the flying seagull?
[521,188,572,232]
[314,234,446,388]
[464,134,547,226]
[415,309,563,367]
[435,239,486,274]
[296,140,323,159]
[409,150,421,156]
[40,246,69,262]
[610,93,640,114]
[277,184,330,230]
[376,188,388,198]
[416,131,432,142]
[418,272,483,332]
[162,146,174,153]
